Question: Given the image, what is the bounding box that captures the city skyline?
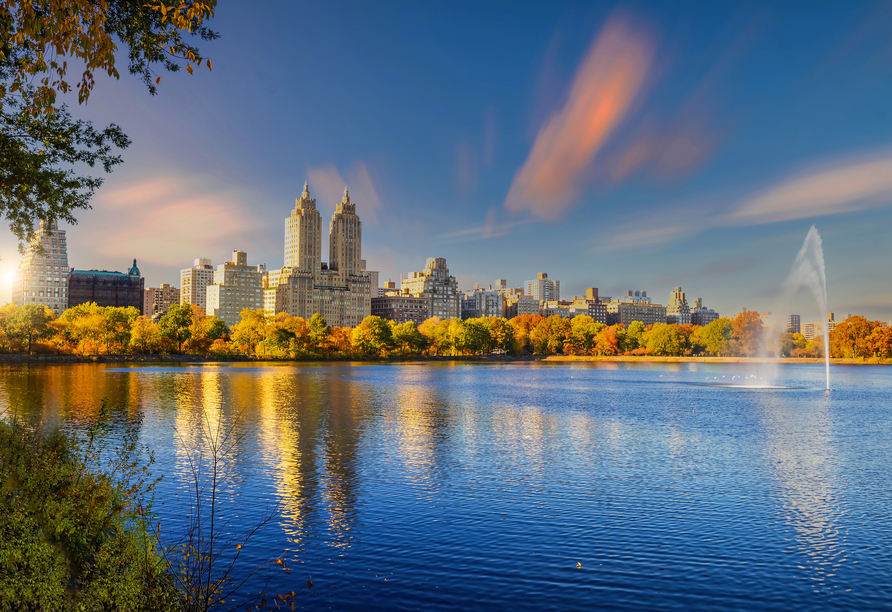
[1,1,890,321]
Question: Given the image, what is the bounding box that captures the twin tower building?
[261,183,372,328]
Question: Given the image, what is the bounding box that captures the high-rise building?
[666,286,692,325]
[68,259,144,312]
[181,258,215,311]
[401,257,461,320]
[144,284,181,319]
[265,184,372,327]
[206,250,266,328]
[787,314,801,334]
[690,298,719,326]
[526,273,560,303]
[12,221,69,314]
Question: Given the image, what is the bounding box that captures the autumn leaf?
[156,76,161,84]
[186,64,193,74]
[307,580,313,589]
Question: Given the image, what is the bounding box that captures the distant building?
[12,221,69,314]
[666,286,692,325]
[526,273,560,303]
[827,312,837,334]
[461,285,504,319]
[207,250,265,328]
[68,259,144,312]
[690,298,719,326]
[371,294,430,325]
[787,314,801,334]
[541,300,571,318]
[401,257,461,320]
[144,284,180,319]
[606,300,667,327]
[803,321,821,341]
[570,288,607,324]
[181,258,215,311]
[622,290,651,304]
[505,294,540,318]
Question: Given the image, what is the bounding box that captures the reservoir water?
[2,361,891,611]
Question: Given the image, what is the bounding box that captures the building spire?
[302,181,310,198]
[342,185,350,204]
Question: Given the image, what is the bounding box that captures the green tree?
[701,318,733,356]
[229,309,269,356]
[158,303,193,354]
[6,303,53,354]
[391,321,426,355]
[129,316,160,354]
[352,315,393,357]
[485,317,514,353]
[99,306,139,354]
[646,323,686,356]
[623,320,647,353]
[0,1,219,245]
[309,313,331,354]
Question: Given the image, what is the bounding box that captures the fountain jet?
[784,226,830,390]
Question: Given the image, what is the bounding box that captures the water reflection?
[758,392,847,591]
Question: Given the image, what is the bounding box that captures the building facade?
[461,287,504,319]
[541,300,571,318]
[570,288,608,324]
[666,286,692,325]
[68,259,144,312]
[206,250,266,328]
[144,284,181,319]
[371,294,429,325]
[787,314,801,334]
[181,258,215,311]
[606,301,667,327]
[505,294,540,318]
[690,298,719,326]
[264,184,372,327]
[401,257,461,320]
[622,290,651,304]
[12,221,69,314]
[526,273,560,303]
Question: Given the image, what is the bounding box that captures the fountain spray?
[785,226,831,390]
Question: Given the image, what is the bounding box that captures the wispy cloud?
[83,177,264,267]
[724,152,892,225]
[504,13,657,221]
[441,208,533,243]
[602,149,892,251]
[307,161,383,225]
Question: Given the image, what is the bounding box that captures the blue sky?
[2,0,891,321]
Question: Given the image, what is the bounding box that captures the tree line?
[2,302,890,360]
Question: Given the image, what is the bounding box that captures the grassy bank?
[0,418,179,610]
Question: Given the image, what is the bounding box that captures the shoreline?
[0,354,888,365]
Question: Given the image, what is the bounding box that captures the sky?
[2,0,892,322]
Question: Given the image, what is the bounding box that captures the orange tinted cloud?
[504,14,656,221]
[82,177,263,266]
[307,161,382,225]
